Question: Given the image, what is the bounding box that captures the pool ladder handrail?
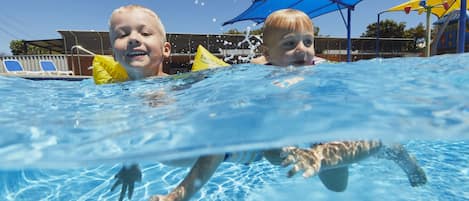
[70,45,97,72]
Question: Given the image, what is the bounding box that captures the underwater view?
[0,54,468,200]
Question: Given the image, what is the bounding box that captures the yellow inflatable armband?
[191,45,230,71]
[92,45,228,84]
[92,55,129,85]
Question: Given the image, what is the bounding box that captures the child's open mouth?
[127,51,147,58]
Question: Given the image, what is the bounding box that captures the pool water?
[0,54,468,200]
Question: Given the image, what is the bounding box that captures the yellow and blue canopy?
[387,0,467,18]
[222,0,364,25]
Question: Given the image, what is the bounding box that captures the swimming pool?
[0,54,468,200]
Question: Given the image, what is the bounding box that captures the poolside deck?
[0,73,91,81]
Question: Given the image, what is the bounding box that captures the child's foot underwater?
[381,144,428,187]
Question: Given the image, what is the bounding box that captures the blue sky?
[0,0,437,55]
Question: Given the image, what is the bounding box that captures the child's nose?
[295,42,308,51]
[294,43,307,55]
[128,32,142,46]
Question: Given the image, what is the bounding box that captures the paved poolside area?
[0,73,91,81]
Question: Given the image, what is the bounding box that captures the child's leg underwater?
[375,143,427,187]
[282,140,427,191]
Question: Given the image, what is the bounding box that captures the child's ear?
[261,45,269,59]
[162,42,171,58]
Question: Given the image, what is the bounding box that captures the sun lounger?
[2,59,40,74]
[39,60,74,75]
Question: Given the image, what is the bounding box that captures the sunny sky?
[0,0,438,55]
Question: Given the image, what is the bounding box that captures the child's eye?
[118,33,129,38]
[140,28,153,37]
[115,30,129,38]
[303,39,313,47]
[281,40,297,49]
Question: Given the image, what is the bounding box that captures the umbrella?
[223,0,364,26]
[379,0,468,56]
[222,0,365,62]
[387,0,463,18]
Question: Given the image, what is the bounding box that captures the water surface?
[0,54,468,200]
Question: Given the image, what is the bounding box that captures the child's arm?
[281,141,383,177]
[150,154,224,201]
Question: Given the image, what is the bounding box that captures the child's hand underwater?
[111,164,142,201]
[281,146,322,178]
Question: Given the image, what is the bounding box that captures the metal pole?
[96,31,104,55]
[425,8,431,57]
[458,0,467,53]
[69,31,82,75]
[376,13,381,58]
[347,8,352,62]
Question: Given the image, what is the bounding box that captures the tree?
[224,28,263,35]
[404,22,426,39]
[361,20,433,51]
[9,40,49,55]
[224,28,244,34]
[250,28,263,35]
[362,19,431,40]
[9,40,25,55]
[314,26,320,36]
[224,26,320,36]
[361,19,407,38]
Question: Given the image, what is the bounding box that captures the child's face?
[109,9,170,78]
[264,29,315,67]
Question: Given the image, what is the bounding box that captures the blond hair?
[109,4,167,42]
[263,9,314,46]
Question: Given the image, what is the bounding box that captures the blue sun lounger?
[2,59,39,74]
[39,60,74,75]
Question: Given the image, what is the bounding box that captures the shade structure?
[387,0,466,18]
[223,0,363,26]
[378,0,468,56]
[222,0,365,62]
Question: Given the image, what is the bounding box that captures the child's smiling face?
[109,7,170,78]
[264,29,316,67]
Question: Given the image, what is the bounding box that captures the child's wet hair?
[109,4,167,42]
[263,9,314,45]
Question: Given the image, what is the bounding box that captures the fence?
[0,54,71,74]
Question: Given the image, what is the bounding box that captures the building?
[432,10,469,55]
[6,30,417,76]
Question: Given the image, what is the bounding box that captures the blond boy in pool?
[256,8,427,192]
[108,5,170,201]
[107,5,270,201]
[108,5,220,201]
[149,8,427,201]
